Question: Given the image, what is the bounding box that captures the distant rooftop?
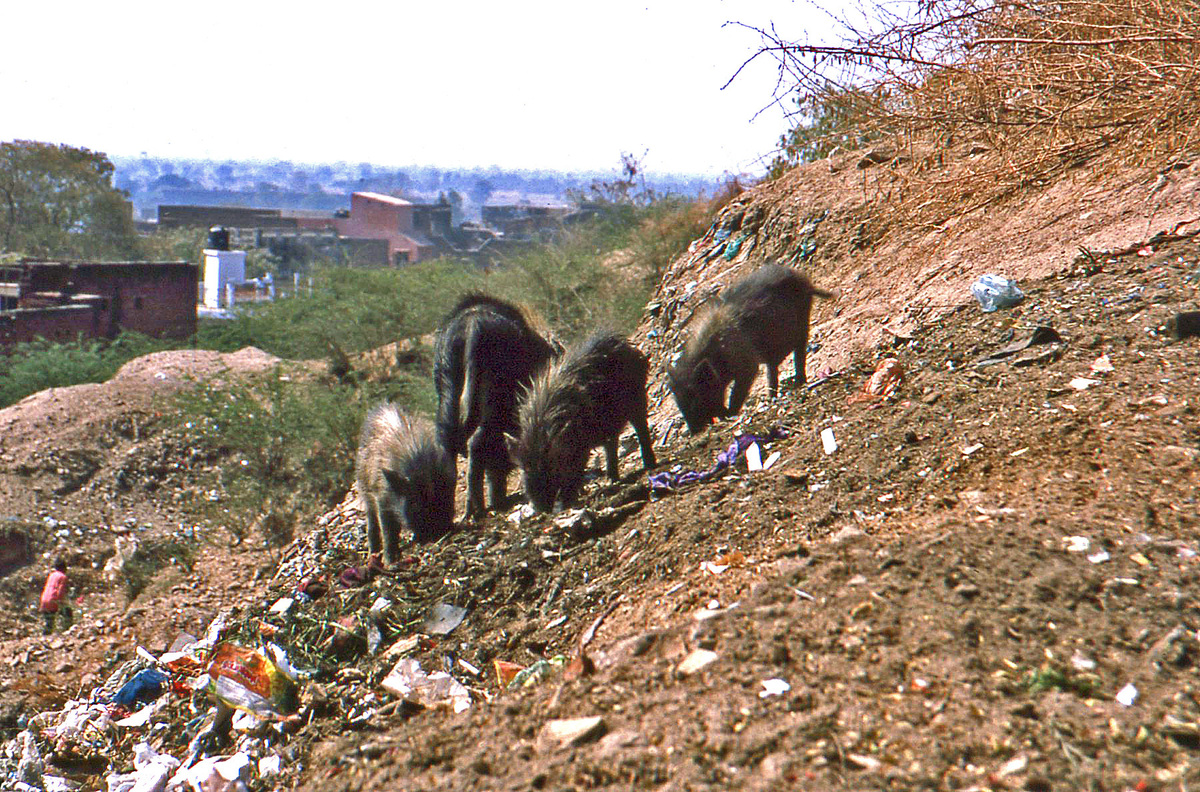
[280,208,337,219]
[354,191,411,206]
[483,191,571,209]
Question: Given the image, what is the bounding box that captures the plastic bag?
[971,274,1024,312]
[113,669,168,711]
[105,742,179,792]
[380,658,470,713]
[205,643,299,720]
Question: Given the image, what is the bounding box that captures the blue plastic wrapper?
[971,274,1025,312]
[112,668,168,710]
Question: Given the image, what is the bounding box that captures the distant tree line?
[112,156,720,220]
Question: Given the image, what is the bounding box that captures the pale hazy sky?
[1,1,836,177]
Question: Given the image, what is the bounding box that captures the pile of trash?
[0,607,302,792]
[2,487,603,791]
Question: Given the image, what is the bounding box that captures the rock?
[828,527,867,547]
[537,716,606,751]
[677,649,719,677]
[847,753,883,771]
[595,729,641,757]
[955,583,981,600]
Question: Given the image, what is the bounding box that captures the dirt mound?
[6,156,1200,792]
[636,150,1200,431]
[0,347,282,462]
[254,231,1200,791]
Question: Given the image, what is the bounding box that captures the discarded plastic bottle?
[971,274,1025,312]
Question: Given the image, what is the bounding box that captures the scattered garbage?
[112,668,168,711]
[105,741,179,792]
[507,657,567,690]
[206,643,300,721]
[423,603,468,636]
[759,678,791,698]
[1063,536,1091,553]
[380,658,471,713]
[257,755,282,777]
[820,427,838,455]
[493,659,524,687]
[649,428,787,490]
[172,751,250,792]
[1117,683,1139,707]
[551,508,594,535]
[975,326,1063,366]
[366,597,395,654]
[971,274,1025,312]
[338,556,386,588]
[847,358,906,403]
[701,550,746,576]
[507,503,536,525]
[296,575,328,600]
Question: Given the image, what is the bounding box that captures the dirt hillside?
[4,150,1200,792]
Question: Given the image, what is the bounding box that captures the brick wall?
[1,261,198,350]
[0,304,102,347]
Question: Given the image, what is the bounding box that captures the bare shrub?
[736,1,1200,227]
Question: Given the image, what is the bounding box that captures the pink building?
[327,192,433,265]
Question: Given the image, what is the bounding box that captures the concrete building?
[481,192,573,237]
[330,192,432,265]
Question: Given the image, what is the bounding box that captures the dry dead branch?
[740,0,1200,233]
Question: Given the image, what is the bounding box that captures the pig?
[508,332,656,512]
[355,402,456,561]
[433,293,559,517]
[667,263,833,434]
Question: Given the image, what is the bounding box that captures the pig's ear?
[503,432,521,461]
[383,469,411,497]
[696,360,719,387]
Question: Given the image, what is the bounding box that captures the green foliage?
[192,202,697,361]
[0,140,139,258]
[768,89,882,178]
[135,226,206,264]
[0,332,176,408]
[172,370,368,532]
[1018,664,1102,697]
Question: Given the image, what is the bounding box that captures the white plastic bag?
[971,274,1025,312]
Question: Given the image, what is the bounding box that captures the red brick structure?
[0,260,198,349]
[330,192,433,265]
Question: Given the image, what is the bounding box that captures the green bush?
[0,331,176,408]
[193,203,691,360]
[171,368,369,527]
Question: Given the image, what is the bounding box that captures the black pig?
[433,293,558,517]
[356,402,456,561]
[668,263,832,434]
[509,332,656,512]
